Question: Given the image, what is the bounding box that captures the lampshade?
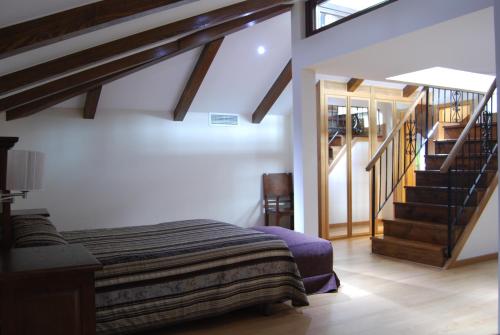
[6,150,45,191]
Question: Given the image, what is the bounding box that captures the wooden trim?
[83,86,102,120]
[347,78,363,92]
[346,96,353,236]
[0,0,189,59]
[447,253,498,269]
[444,172,498,269]
[173,38,224,121]
[0,0,286,95]
[252,59,292,124]
[439,79,496,173]
[402,85,419,98]
[365,89,425,171]
[317,81,329,239]
[4,5,292,121]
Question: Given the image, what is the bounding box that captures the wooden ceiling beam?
[252,59,292,124]
[83,86,103,120]
[347,78,364,92]
[173,38,224,121]
[4,5,292,121]
[0,0,287,95]
[403,85,419,97]
[6,69,132,121]
[0,0,190,59]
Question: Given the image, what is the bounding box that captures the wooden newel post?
[0,137,18,250]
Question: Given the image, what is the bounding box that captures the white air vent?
[209,113,239,126]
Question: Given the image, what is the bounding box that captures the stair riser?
[372,238,446,267]
[394,203,472,225]
[435,141,494,154]
[415,172,492,188]
[405,188,480,206]
[425,156,497,170]
[383,221,460,245]
[444,126,497,140]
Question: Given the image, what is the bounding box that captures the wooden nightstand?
[0,244,102,335]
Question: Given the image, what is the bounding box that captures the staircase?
[372,120,497,267]
[367,81,497,267]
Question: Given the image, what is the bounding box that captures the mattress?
[62,219,308,334]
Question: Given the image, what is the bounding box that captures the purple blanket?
[253,226,340,294]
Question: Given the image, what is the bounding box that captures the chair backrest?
[263,173,293,200]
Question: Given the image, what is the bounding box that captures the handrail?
[328,130,340,146]
[439,79,497,173]
[365,88,425,171]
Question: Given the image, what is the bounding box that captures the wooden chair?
[263,173,294,230]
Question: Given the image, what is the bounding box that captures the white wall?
[458,188,499,260]
[0,109,292,232]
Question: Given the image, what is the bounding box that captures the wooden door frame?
[317,80,415,240]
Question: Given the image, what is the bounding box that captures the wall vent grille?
[209,113,239,126]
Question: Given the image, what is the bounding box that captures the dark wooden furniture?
[0,137,19,250]
[0,244,102,335]
[263,173,294,230]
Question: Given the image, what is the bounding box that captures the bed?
[12,217,309,334]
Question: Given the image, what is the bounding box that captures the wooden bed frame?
[0,137,19,250]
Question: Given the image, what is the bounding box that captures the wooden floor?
[156,237,498,335]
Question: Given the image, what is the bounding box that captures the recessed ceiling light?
[257,46,266,55]
[387,67,494,92]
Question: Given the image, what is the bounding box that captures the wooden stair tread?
[443,122,496,129]
[425,153,496,158]
[415,169,496,174]
[371,236,445,252]
[434,139,494,143]
[394,201,473,209]
[404,185,483,191]
[382,218,449,231]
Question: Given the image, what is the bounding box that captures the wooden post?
[0,137,19,250]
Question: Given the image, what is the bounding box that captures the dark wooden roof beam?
[347,78,363,92]
[0,0,191,59]
[252,59,292,124]
[0,0,288,95]
[173,38,224,121]
[83,86,103,119]
[4,5,293,121]
[403,85,419,97]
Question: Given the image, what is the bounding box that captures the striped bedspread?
[62,220,308,335]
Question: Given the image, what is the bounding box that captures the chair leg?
[265,213,269,226]
[290,215,294,230]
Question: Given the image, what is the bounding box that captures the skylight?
[387,67,495,92]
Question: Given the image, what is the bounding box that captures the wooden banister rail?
[439,79,497,173]
[365,88,425,171]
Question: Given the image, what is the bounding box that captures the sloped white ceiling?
[312,7,495,82]
[0,0,293,118]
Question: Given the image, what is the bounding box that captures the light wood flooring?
[156,237,498,335]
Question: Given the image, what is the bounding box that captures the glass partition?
[350,98,370,235]
[328,96,348,238]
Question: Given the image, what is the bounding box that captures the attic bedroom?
[0,0,499,335]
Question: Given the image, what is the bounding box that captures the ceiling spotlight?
[257,46,266,55]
